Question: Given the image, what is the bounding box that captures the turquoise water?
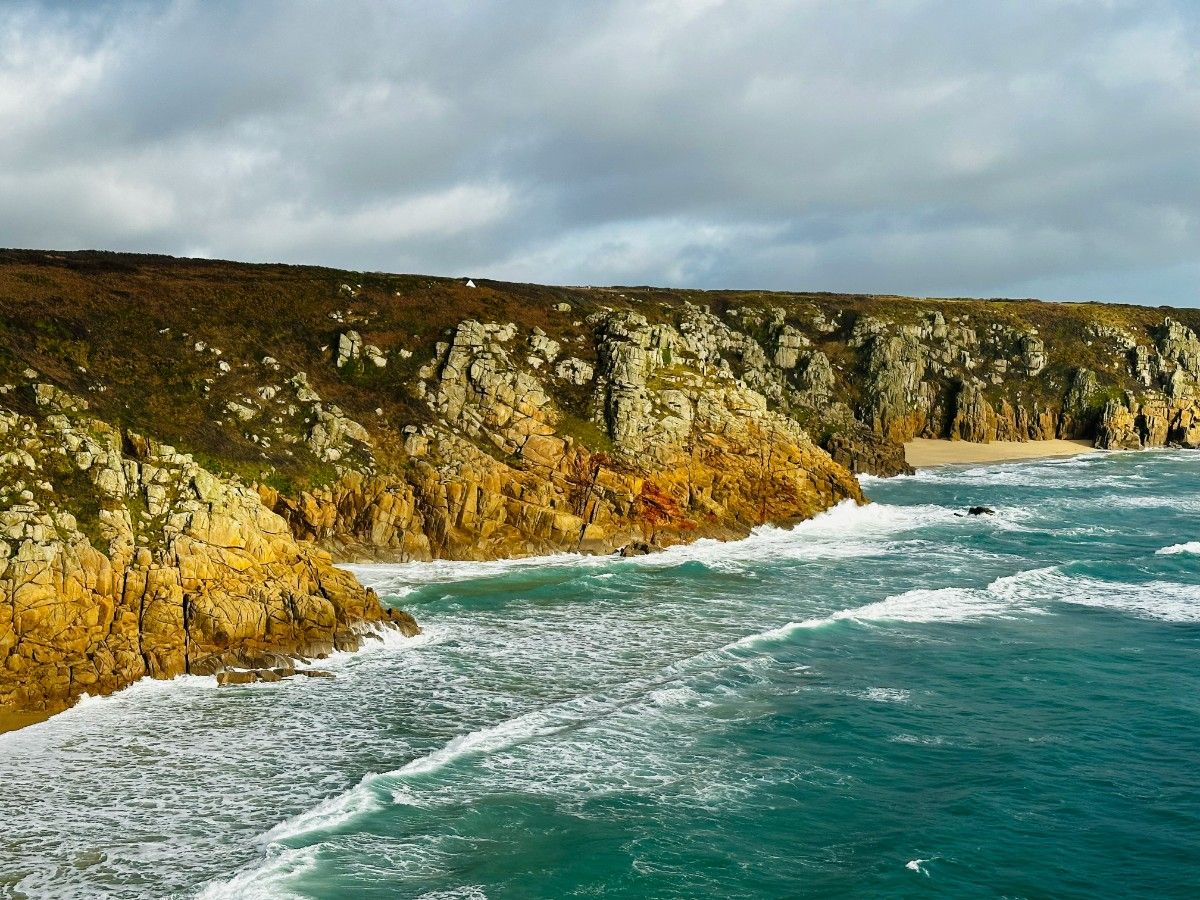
[2,450,1199,898]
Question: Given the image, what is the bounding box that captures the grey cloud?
[0,0,1196,305]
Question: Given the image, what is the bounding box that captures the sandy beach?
[904,438,1096,468]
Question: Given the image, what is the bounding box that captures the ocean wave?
[197,846,319,900]
[319,623,447,669]
[1090,494,1200,513]
[3,624,436,751]
[247,607,819,847]
[722,576,1048,653]
[830,584,1037,623]
[991,565,1200,623]
[347,499,956,596]
[252,557,1196,850]
[343,552,607,591]
[259,773,386,844]
[1060,579,1200,623]
[252,692,625,846]
[257,692,605,845]
[394,701,604,780]
[1157,541,1200,556]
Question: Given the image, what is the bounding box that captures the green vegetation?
[555,413,613,453]
[0,248,1196,491]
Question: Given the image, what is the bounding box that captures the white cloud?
[0,0,1195,306]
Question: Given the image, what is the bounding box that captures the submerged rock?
[215,666,334,686]
[617,541,661,558]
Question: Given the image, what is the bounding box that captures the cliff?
[0,385,417,716]
[2,249,1198,715]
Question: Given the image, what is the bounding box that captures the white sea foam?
[254,601,839,845]
[253,693,618,845]
[319,623,447,669]
[721,575,1047,653]
[415,887,489,900]
[991,565,1200,623]
[898,450,1116,489]
[646,685,706,708]
[836,585,1029,623]
[906,858,931,876]
[631,499,952,569]
[260,773,384,844]
[4,621,437,754]
[391,785,434,807]
[1060,579,1200,622]
[395,703,594,778]
[856,687,911,703]
[198,846,319,900]
[345,499,954,596]
[343,552,607,591]
[0,674,219,748]
[1079,493,1200,513]
[892,734,948,746]
[1157,541,1200,556]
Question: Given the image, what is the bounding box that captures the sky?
[0,0,1197,305]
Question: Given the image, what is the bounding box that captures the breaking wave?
[1157,541,1200,556]
[347,499,959,597]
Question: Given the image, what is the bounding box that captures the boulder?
[617,541,660,557]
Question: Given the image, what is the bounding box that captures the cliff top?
[2,248,1197,494]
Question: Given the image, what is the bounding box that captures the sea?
[2,449,1199,899]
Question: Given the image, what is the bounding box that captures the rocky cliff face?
[1094,319,1200,450]
[262,308,862,561]
[0,380,416,716]
[1,250,1198,716]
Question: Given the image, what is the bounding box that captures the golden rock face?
[6,253,1200,720]
[267,312,865,564]
[0,408,417,716]
[0,307,869,716]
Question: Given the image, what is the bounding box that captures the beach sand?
[904,438,1096,468]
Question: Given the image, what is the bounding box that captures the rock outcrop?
[0,385,415,717]
[1092,319,1200,450]
[3,249,1200,718]
[265,309,862,561]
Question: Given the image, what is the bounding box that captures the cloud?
[0,0,1196,305]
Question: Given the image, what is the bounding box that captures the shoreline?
[0,438,1110,737]
[904,438,1095,468]
[0,708,55,736]
[0,621,415,738]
